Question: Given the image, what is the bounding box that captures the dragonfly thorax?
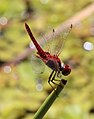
[46,59,61,71]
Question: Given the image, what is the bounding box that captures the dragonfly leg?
[48,70,54,88]
[51,72,63,95]
[51,71,64,89]
[48,70,61,88]
[51,72,59,85]
[52,70,61,82]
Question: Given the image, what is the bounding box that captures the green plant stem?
[33,79,67,119]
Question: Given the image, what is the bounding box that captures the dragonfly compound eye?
[62,64,71,76]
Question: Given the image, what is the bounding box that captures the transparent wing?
[30,54,45,74]
[44,24,72,56]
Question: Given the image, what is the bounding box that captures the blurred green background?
[0,0,94,119]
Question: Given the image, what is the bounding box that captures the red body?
[25,23,71,84]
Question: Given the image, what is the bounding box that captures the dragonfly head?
[62,64,71,76]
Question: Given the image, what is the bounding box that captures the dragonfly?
[25,23,72,87]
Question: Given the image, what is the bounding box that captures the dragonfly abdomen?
[25,23,46,59]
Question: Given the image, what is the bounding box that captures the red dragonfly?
[25,23,72,87]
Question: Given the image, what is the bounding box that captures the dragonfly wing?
[44,24,72,56]
[30,54,45,74]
